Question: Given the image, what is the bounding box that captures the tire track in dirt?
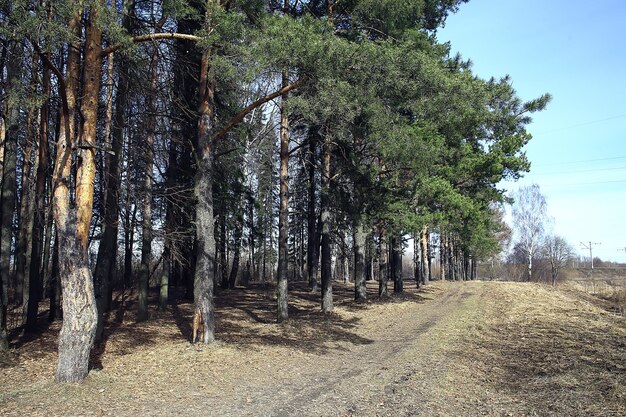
[223,284,481,417]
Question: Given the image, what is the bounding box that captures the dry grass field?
[1,280,624,416]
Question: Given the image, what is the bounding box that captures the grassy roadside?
[457,282,626,417]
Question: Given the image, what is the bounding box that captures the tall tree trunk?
[439,231,445,281]
[31,38,52,313]
[159,139,177,310]
[0,40,22,351]
[193,44,216,343]
[137,48,157,322]
[19,96,39,331]
[391,235,403,293]
[378,226,388,297]
[228,210,243,289]
[218,212,227,289]
[94,0,135,342]
[54,5,102,382]
[413,232,421,288]
[320,134,333,313]
[420,226,429,285]
[48,229,61,321]
[306,128,319,291]
[353,215,367,301]
[276,65,290,321]
[426,227,433,282]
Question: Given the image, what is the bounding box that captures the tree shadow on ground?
[2,278,444,372]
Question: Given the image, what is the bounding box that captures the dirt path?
[1,281,624,417]
[223,285,477,417]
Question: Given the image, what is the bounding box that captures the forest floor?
[1,280,625,417]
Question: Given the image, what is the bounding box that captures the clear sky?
[437,0,626,263]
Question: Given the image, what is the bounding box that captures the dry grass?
[458,282,626,416]
[1,280,625,416]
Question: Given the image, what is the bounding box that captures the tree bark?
[53,5,100,383]
[193,3,217,342]
[19,91,39,331]
[30,40,52,321]
[0,40,22,351]
[378,226,389,297]
[228,209,243,289]
[353,216,367,301]
[307,128,319,291]
[420,226,429,285]
[391,235,403,293]
[276,66,290,321]
[137,48,158,322]
[320,134,333,313]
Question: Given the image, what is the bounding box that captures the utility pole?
[580,241,601,269]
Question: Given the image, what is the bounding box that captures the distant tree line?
[0,0,549,382]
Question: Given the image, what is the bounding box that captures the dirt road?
[1,281,624,416]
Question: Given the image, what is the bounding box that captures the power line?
[529,165,626,176]
[540,179,626,188]
[533,155,626,168]
[533,112,626,135]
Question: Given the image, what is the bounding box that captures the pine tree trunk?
[137,48,157,322]
[53,6,100,382]
[228,211,243,289]
[378,227,389,297]
[30,43,52,319]
[420,226,429,285]
[159,138,177,310]
[19,100,39,331]
[426,227,433,282]
[276,67,290,321]
[95,2,136,331]
[413,232,421,288]
[217,213,228,288]
[439,231,445,281]
[0,40,21,351]
[391,236,403,293]
[193,14,217,341]
[353,216,367,301]
[48,231,61,322]
[320,134,333,313]
[307,128,319,291]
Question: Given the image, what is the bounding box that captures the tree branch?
[102,33,203,56]
[212,77,307,144]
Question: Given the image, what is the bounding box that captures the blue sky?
[438,0,626,262]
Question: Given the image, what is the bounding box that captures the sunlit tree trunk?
[53,5,102,382]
